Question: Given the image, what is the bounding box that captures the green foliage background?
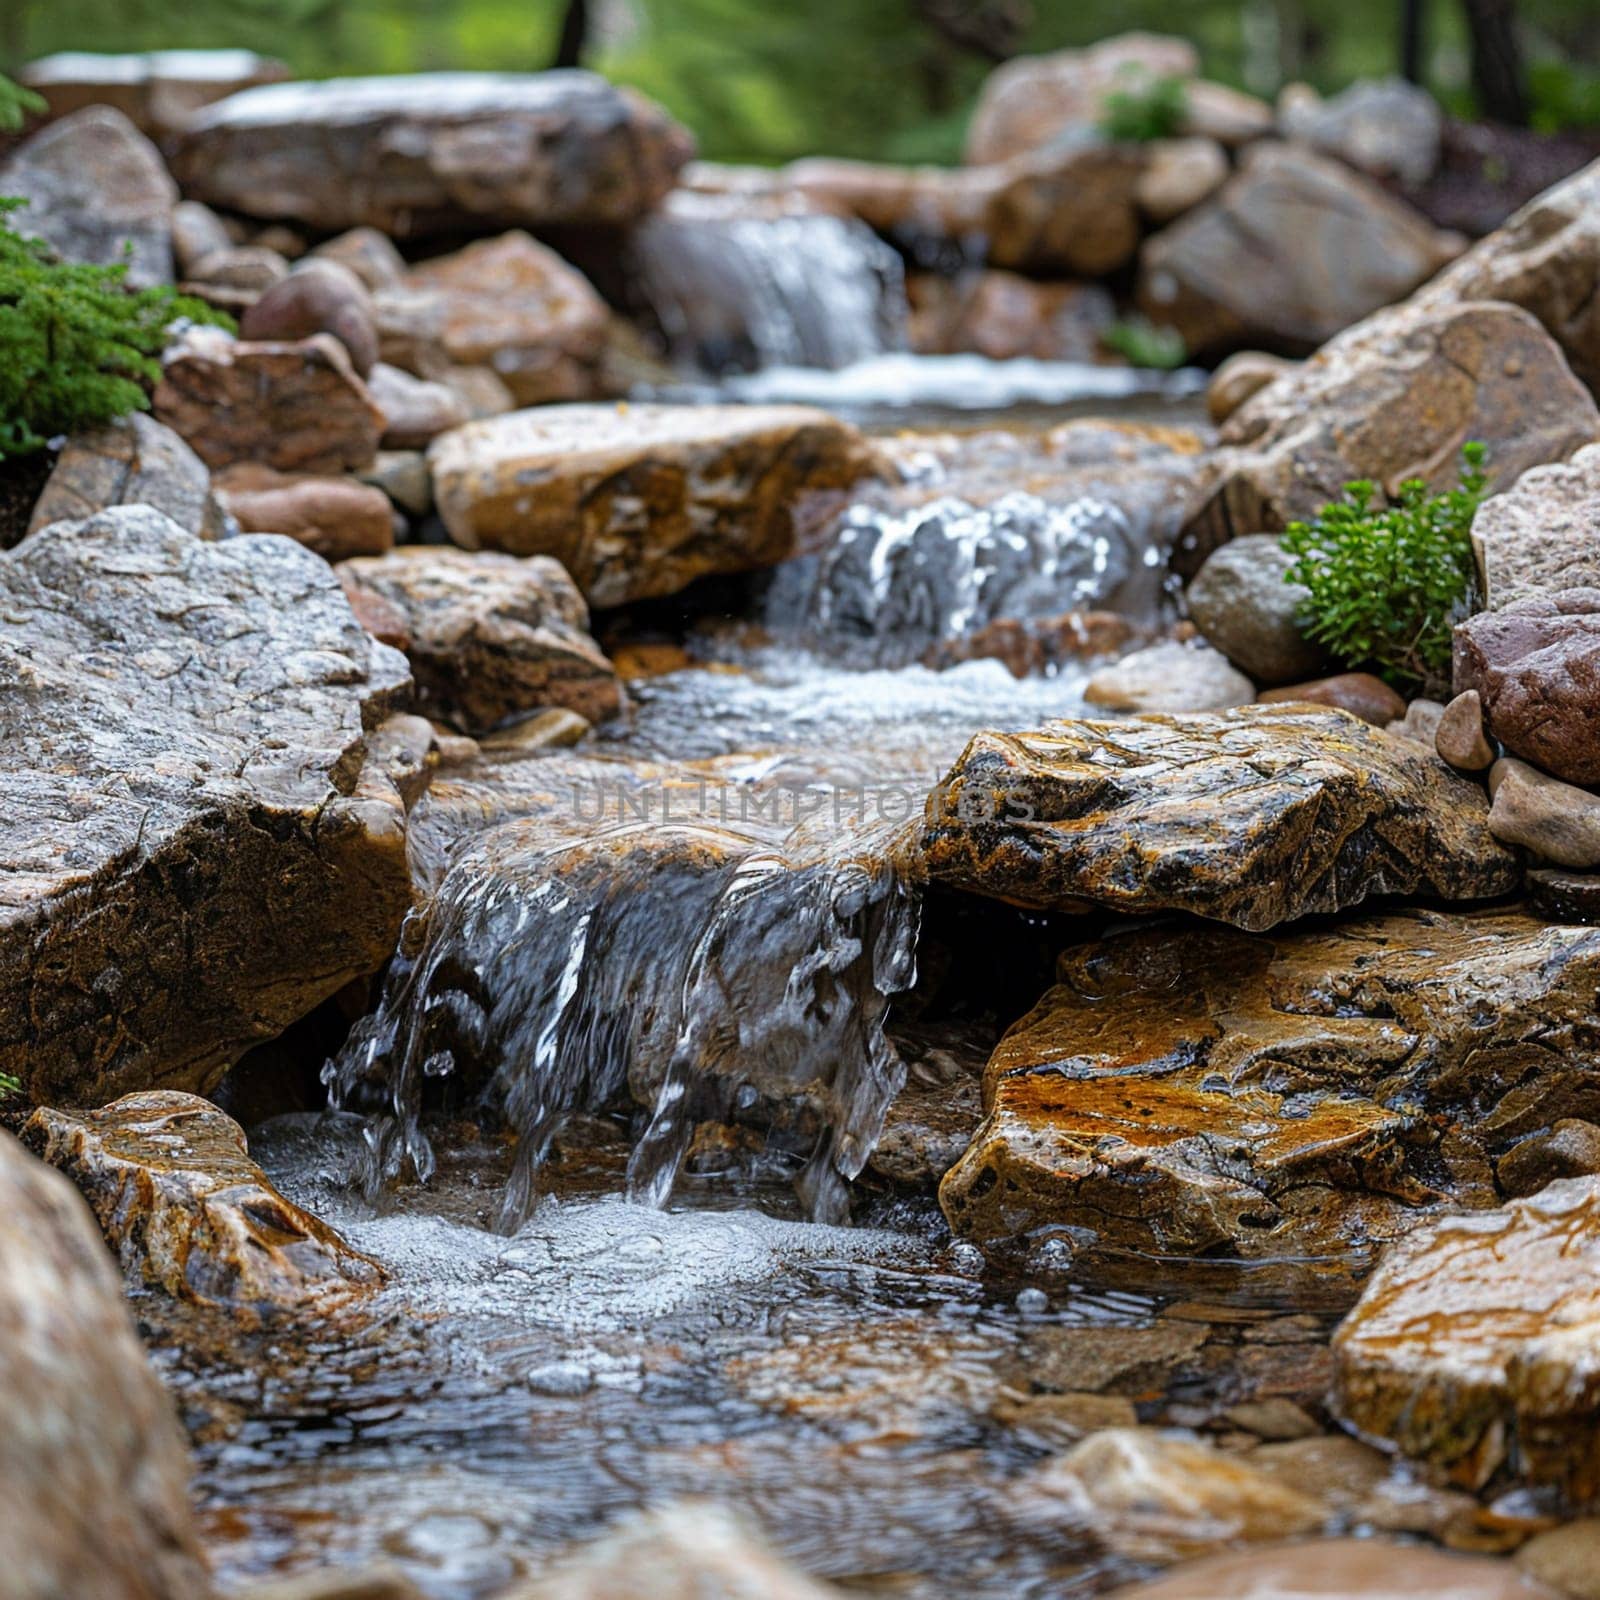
[3,0,1600,162]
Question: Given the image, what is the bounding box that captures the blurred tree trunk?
[910,0,1031,65]
[1461,0,1529,124]
[553,0,589,69]
[1400,0,1425,83]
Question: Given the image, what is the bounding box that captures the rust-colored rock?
[922,705,1519,931]
[0,507,414,1106]
[984,143,1147,278]
[241,259,380,376]
[1257,671,1405,726]
[213,463,395,561]
[908,270,1117,363]
[1489,757,1600,870]
[922,610,1140,677]
[24,1091,383,1316]
[0,1128,211,1600]
[1469,443,1600,610]
[1334,1175,1600,1505]
[1205,351,1298,424]
[154,325,386,475]
[1436,688,1496,770]
[940,909,1600,1272]
[430,403,887,607]
[170,71,694,237]
[338,547,622,733]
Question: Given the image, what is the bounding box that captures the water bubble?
[1015,1287,1049,1316]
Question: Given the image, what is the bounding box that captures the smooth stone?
[1258,671,1405,726]
[1334,1175,1600,1503]
[1489,757,1600,869]
[1388,696,1447,747]
[366,362,469,450]
[171,198,234,274]
[24,1091,384,1315]
[908,270,1117,364]
[1279,75,1444,186]
[213,463,395,561]
[1186,534,1325,684]
[182,243,292,314]
[923,610,1142,678]
[1499,1121,1600,1198]
[1530,869,1600,924]
[922,705,1520,931]
[1518,1521,1600,1600]
[1084,640,1256,713]
[358,450,434,517]
[476,707,592,759]
[1469,442,1600,610]
[311,226,409,291]
[984,142,1148,278]
[1205,351,1298,424]
[1437,689,1496,770]
[241,258,380,376]
[1136,137,1229,224]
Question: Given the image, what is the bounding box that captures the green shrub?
[0,198,231,461]
[1099,71,1187,142]
[1279,442,1488,699]
[0,74,45,135]
[0,1069,17,1099]
[1100,316,1188,370]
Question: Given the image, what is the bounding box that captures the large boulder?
[0,105,177,286]
[939,909,1600,1278]
[921,705,1519,931]
[1177,300,1600,574]
[0,507,414,1106]
[373,232,610,407]
[1278,76,1445,187]
[429,403,886,607]
[1334,1176,1600,1504]
[338,547,623,733]
[169,71,694,237]
[0,1128,211,1600]
[1470,444,1600,610]
[23,1091,383,1317]
[1137,142,1460,358]
[1455,589,1600,787]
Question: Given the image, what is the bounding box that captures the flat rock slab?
[921,705,1519,931]
[939,909,1600,1276]
[0,506,414,1106]
[1334,1175,1600,1505]
[430,403,886,607]
[170,70,694,237]
[24,1090,383,1317]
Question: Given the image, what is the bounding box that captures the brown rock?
[1518,1521,1600,1600]
[154,325,386,475]
[170,71,695,237]
[1205,351,1298,424]
[25,413,224,545]
[0,507,414,1106]
[1178,300,1600,575]
[922,705,1519,931]
[1530,868,1600,923]
[783,156,996,246]
[373,231,610,407]
[1259,672,1405,726]
[1470,443,1600,610]
[359,450,434,518]
[908,270,1117,363]
[366,362,468,449]
[1137,142,1460,359]
[241,260,380,376]
[939,909,1600,1269]
[24,1091,383,1315]
[985,142,1147,277]
[1498,1121,1600,1197]
[338,547,623,733]
[430,403,887,607]
[0,104,176,286]
[1456,589,1600,786]
[0,1128,211,1600]
[181,243,291,314]
[171,198,234,275]
[1334,1175,1600,1503]
[1436,689,1496,770]
[1488,757,1600,869]
[1084,640,1257,713]
[311,226,408,291]
[1136,136,1229,223]
[1388,696,1447,747]
[213,463,395,561]
[1180,81,1276,147]
[921,610,1140,677]
[340,571,411,651]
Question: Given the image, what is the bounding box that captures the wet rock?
[475,706,590,759]
[0,506,414,1105]
[922,705,1518,930]
[338,547,622,734]
[1185,534,1325,684]
[311,226,408,291]
[1279,76,1444,186]
[1488,758,1600,869]
[922,610,1141,678]
[1108,1538,1557,1598]
[171,198,234,275]
[24,413,224,544]
[373,232,610,407]
[1388,696,1447,746]
[155,325,386,475]
[1179,301,1600,572]
[0,1128,211,1600]
[20,47,290,140]
[241,260,380,376]
[1456,590,1600,787]
[1334,1175,1600,1502]
[24,1091,384,1315]
[171,71,694,237]
[213,463,395,561]
[780,155,995,250]
[1258,671,1405,726]
[965,33,1200,165]
[1020,1428,1324,1563]
[1530,869,1600,924]
[1518,1521,1600,1599]
[870,1026,987,1187]
[1437,689,1496,770]
[985,142,1147,278]
[366,363,468,450]
[0,105,177,286]
[431,403,886,607]
[1137,143,1459,359]
[908,270,1117,363]
[1084,640,1256,713]
[1137,136,1229,223]
[939,909,1600,1268]
[1498,1121,1600,1198]
[1470,444,1600,610]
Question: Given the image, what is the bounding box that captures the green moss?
[0,74,45,135]
[1098,71,1188,142]
[1100,316,1188,370]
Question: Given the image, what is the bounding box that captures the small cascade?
[328,752,923,1230]
[631,191,908,373]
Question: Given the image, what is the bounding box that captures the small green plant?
[1099,71,1188,142]
[1280,441,1489,698]
[0,1068,17,1099]
[1101,316,1187,370]
[0,74,45,135]
[0,198,231,460]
